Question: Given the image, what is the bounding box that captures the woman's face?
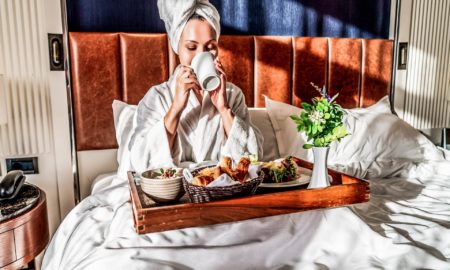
[178,18,218,66]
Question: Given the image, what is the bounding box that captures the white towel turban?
[157,0,221,54]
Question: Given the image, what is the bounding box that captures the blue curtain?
[67,0,390,38]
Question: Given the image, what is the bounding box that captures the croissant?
[192,156,252,186]
[220,156,232,170]
[234,157,250,183]
[192,175,214,186]
[236,157,250,173]
[219,164,238,180]
[198,167,215,178]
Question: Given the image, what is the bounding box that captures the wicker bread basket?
[182,166,263,203]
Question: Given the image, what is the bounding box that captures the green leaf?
[317,103,324,112]
[301,102,313,111]
[303,144,313,149]
[333,125,349,138]
[324,113,330,119]
[314,138,320,146]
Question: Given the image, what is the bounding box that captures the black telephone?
[0,170,26,201]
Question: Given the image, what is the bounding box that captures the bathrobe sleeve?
[128,87,179,173]
[221,83,264,161]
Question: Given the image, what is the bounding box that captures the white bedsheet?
[43,157,450,270]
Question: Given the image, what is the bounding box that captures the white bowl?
[140,168,185,203]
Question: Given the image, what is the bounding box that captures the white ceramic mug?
[190,52,220,91]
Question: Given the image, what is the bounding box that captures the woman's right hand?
[172,65,201,114]
[165,66,200,149]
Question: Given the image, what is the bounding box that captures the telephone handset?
[0,170,26,201]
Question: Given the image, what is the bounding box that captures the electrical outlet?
[6,157,39,174]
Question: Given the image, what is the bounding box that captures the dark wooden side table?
[0,189,49,270]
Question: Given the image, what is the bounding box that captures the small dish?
[140,167,185,203]
[259,174,310,188]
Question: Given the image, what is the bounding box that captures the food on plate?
[260,157,298,183]
[192,156,251,186]
[151,168,181,179]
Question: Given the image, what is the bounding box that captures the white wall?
[43,0,75,226]
[0,0,74,237]
[393,0,412,117]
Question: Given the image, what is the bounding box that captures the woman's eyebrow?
[185,39,216,44]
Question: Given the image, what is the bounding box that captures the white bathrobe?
[128,66,263,173]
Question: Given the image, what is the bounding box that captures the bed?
[42,33,450,269]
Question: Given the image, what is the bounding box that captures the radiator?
[0,0,52,155]
[403,0,450,129]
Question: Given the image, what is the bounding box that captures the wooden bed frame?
[68,33,393,199]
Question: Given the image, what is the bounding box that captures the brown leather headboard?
[69,32,393,151]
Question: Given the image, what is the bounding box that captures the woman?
[128,0,263,173]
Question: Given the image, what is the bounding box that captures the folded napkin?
[206,174,240,187]
[248,164,262,179]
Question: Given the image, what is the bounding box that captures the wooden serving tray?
[128,159,370,234]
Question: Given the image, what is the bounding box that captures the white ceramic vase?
[307,146,331,189]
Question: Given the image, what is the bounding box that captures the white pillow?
[112,100,137,177]
[331,96,442,161]
[248,108,280,161]
[265,96,444,179]
[265,96,311,161]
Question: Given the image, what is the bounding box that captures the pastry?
[192,175,214,186]
[191,156,252,186]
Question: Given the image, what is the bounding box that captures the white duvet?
[42,156,450,269]
[42,97,450,269]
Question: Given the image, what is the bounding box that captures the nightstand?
[0,188,49,270]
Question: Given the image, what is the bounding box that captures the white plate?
[259,175,310,188]
[258,167,332,188]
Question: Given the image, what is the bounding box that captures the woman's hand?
[165,66,200,150]
[210,58,234,136]
[210,58,229,113]
[172,65,201,114]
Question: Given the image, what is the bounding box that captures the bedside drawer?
[14,204,49,260]
[0,230,16,268]
[0,188,49,270]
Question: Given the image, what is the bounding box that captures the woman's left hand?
[210,58,229,113]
